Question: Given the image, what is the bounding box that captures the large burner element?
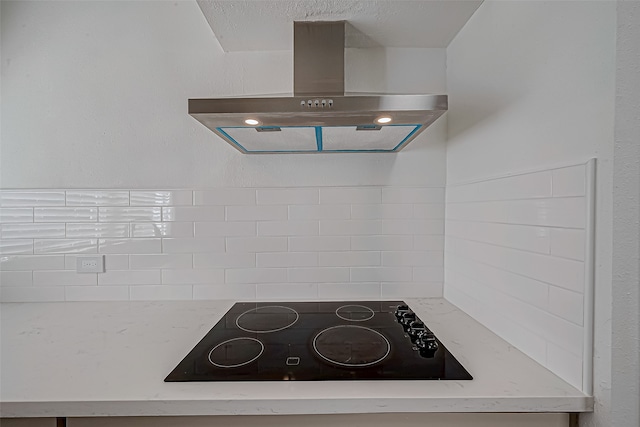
[236,305,299,333]
[208,337,264,368]
[312,325,390,367]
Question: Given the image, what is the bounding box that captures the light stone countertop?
[0,298,592,417]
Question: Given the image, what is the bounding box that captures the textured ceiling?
[197,0,483,52]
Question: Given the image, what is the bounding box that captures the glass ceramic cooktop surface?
[165,301,472,382]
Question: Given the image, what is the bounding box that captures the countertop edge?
[0,396,594,418]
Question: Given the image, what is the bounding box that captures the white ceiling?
[197,0,483,52]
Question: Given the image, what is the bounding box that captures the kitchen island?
[0,298,591,426]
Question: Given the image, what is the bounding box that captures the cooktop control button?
[416,334,439,358]
[408,320,426,342]
[400,311,417,329]
[286,357,300,366]
[394,304,409,320]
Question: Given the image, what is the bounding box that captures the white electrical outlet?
[76,255,105,273]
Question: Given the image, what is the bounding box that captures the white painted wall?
[0,0,447,190]
[444,0,616,419]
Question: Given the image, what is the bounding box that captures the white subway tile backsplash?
[450,237,584,292]
[1,255,65,271]
[351,267,412,282]
[381,282,443,298]
[289,236,350,252]
[382,251,443,267]
[288,267,349,283]
[162,237,225,254]
[446,220,551,254]
[162,206,224,222]
[444,162,591,392]
[318,251,380,267]
[1,286,65,302]
[162,268,224,285]
[289,205,350,220]
[320,220,381,236]
[0,185,446,302]
[0,271,33,286]
[130,285,193,301]
[550,228,586,261]
[412,204,445,219]
[382,187,444,204]
[194,189,255,206]
[476,171,552,201]
[194,221,255,237]
[193,284,256,300]
[65,286,128,301]
[256,283,318,300]
[414,235,445,251]
[98,270,161,286]
[351,204,412,220]
[129,285,193,301]
[0,191,65,207]
[256,188,318,205]
[413,266,444,282]
[552,165,586,197]
[320,188,381,204]
[34,207,97,222]
[0,208,33,223]
[382,219,444,235]
[35,239,97,254]
[226,237,287,253]
[351,235,413,251]
[193,253,255,269]
[548,286,584,325]
[129,254,192,270]
[130,190,192,206]
[446,254,549,310]
[257,220,318,236]
[99,238,160,254]
[1,223,66,239]
[256,252,318,268]
[33,270,97,286]
[317,283,381,299]
[66,223,129,238]
[226,205,287,221]
[130,222,193,238]
[99,207,162,222]
[67,191,129,206]
[226,268,287,284]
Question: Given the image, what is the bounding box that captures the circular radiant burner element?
[313,325,390,367]
[235,305,299,333]
[208,337,264,368]
[335,304,375,322]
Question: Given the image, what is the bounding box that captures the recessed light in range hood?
[189,21,448,154]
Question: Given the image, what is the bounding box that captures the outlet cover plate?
[76,255,105,273]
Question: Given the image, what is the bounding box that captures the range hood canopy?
[190,21,447,154]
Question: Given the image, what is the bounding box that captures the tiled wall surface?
[0,187,445,302]
[443,161,594,391]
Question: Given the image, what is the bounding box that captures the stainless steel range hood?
[190,21,447,154]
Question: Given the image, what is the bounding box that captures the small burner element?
[335,304,375,322]
[312,325,390,367]
[208,337,264,368]
[236,305,299,333]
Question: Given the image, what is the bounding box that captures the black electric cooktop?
[165,301,472,382]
